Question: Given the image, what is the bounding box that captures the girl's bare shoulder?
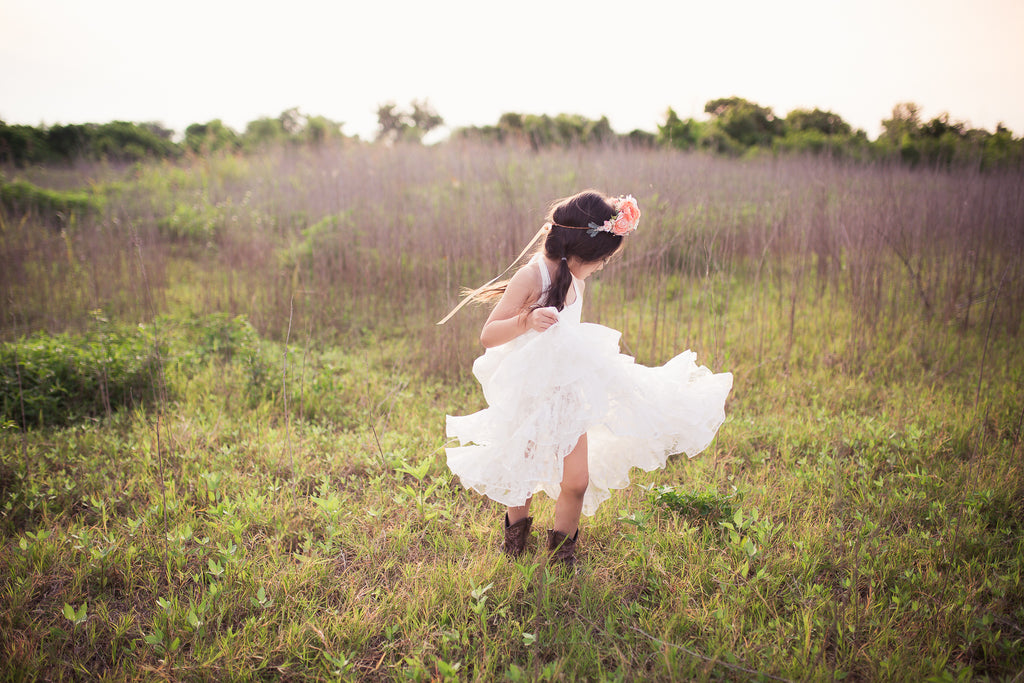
[506,261,544,298]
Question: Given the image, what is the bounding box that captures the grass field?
[1,143,1022,681]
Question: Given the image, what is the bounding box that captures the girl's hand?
[479,265,555,348]
[527,306,559,332]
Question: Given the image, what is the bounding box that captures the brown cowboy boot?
[502,513,533,557]
[546,528,578,568]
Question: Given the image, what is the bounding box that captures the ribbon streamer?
[436,224,549,325]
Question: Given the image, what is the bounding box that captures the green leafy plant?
[651,486,737,523]
[0,177,104,219]
[0,326,159,428]
[62,602,87,627]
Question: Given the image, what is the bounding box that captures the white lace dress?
[446,257,733,515]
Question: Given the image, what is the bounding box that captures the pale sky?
[2,0,1023,140]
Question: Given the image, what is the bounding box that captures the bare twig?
[283,293,295,479]
[371,425,387,470]
[10,313,29,457]
[974,263,1012,421]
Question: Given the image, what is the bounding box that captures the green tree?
[244,117,287,148]
[45,124,91,161]
[919,113,966,140]
[278,107,305,135]
[184,120,240,154]
[704,97,784,148]
[409,100,443,138]
[982,124,1024,169]
[302,115,344,144]
[243,109,344,148]
[0,122,52,166]
[582,115,614,144]
[376,100,444,143]
[657,108,702,149]
[785,108,852,136]
[626,129,657,147]
[881,102,922,143]
[454,111,620,148]
[140,121,175,141]
[91,121,179,161]
[375,102,405,142]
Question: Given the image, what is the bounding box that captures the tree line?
[456,98,1023,170]
[2,98,1021,170]
[0,107,345,166]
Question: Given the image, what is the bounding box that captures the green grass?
[1,145,1022,680]
[2,300,1020,681]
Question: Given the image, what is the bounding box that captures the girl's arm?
[480,265,558,348]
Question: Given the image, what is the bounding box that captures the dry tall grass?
[3,142,1020,382]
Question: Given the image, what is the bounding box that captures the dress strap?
[535,255,551,292]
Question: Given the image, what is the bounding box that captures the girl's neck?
[540,255,571,279]
[538,255,579,306]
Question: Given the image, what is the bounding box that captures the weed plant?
[0,143,1022,680]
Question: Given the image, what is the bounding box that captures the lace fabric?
[446,258,732,515]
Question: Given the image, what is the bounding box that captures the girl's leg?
[552,433,589,535]
[507,497,532,525]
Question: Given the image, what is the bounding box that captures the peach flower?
[610,195,640,235]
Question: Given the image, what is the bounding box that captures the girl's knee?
[562,473,589,498]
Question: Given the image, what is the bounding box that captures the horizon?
[3,97,1020,145]
[3,0,1023,142]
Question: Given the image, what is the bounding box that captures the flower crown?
[553,194,640,237]
[591,194,640,236]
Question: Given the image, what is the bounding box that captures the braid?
[546,257,574,310]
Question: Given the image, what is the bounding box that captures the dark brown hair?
[540,189,622,310]
[468,190,624,310]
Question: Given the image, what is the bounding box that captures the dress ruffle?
[446,318,733,516]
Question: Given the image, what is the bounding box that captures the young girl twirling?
[442,190,732,568]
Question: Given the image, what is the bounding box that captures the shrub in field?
[168,313,271,398]
[651,485,736,523]
[172,313,261,365]
[275,211,354,270]
[0,326,159,429]
[0,314,269,429]
[0,177,103,224]
[157,200,223,243]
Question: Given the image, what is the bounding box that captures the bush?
[1,326,160,429]
[0,314,269,429]
[170,313,265,368]
[157,200,223,243]
[0,178,104,223]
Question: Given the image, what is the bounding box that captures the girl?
[442,190,732,568]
